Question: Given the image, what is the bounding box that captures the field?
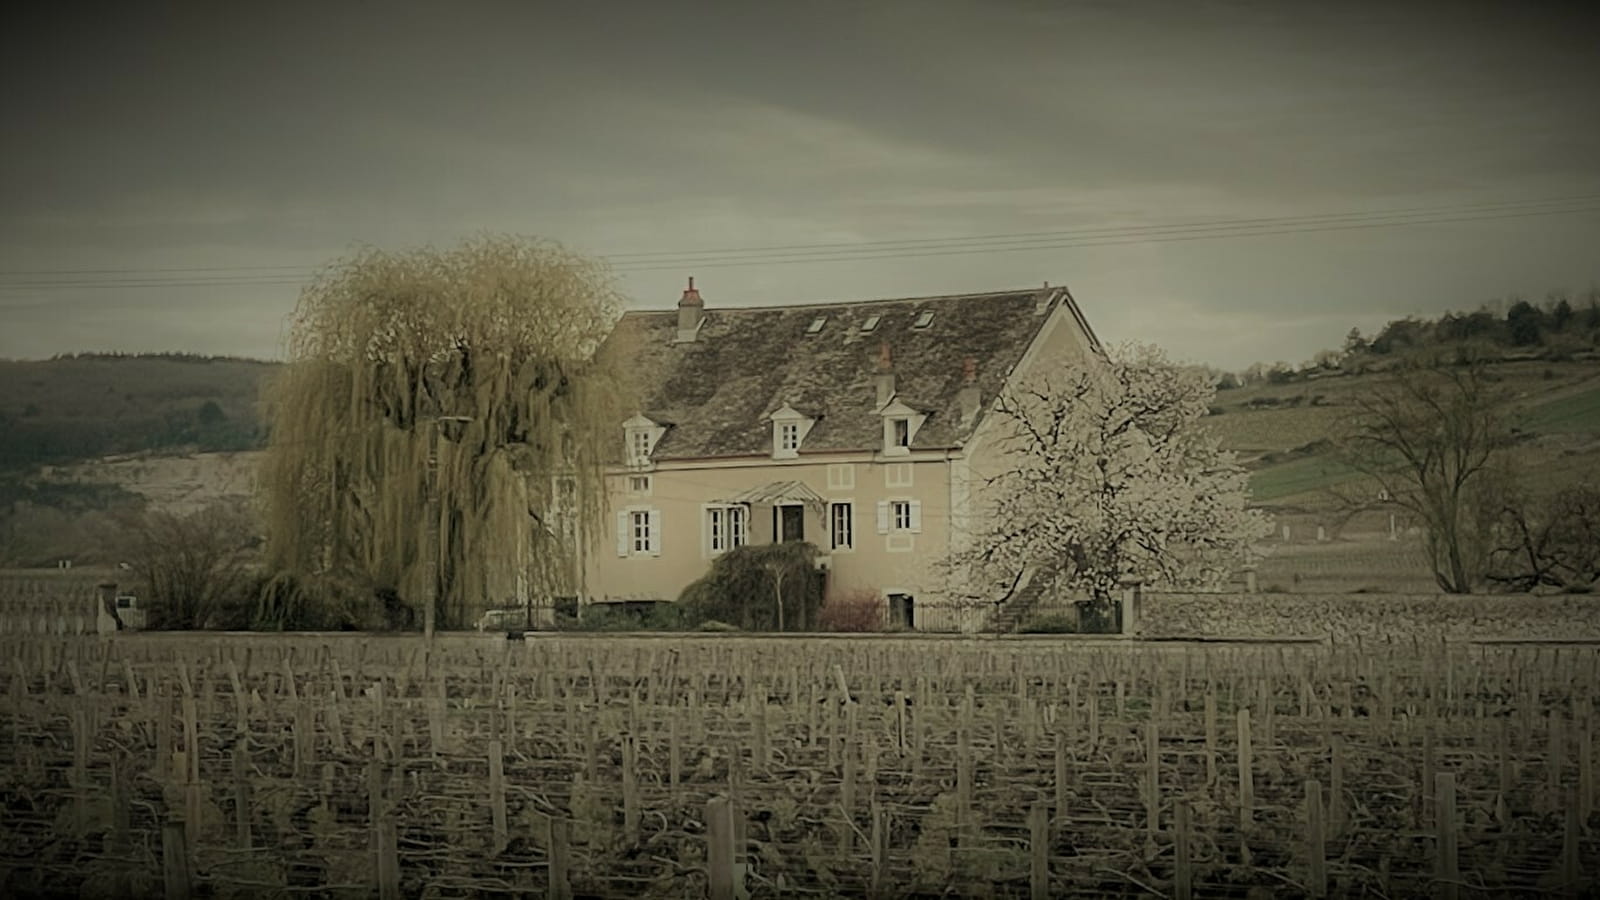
[3,633,1596,898]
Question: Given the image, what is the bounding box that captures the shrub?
[817,587,885,632]
[676,542,824,631]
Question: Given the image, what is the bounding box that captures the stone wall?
[1139,591,1600,641]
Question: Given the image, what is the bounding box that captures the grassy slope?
[1217,357,1600,591]
[0,356,278,467]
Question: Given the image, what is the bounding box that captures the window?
[893,500,913,531]
[885,463,913,488]
[616,508,661,557]
[806,316,827,334]
[876,499,922,535]
[827,464,856,490]
[628,474,651,495]
[631,511,651,554]
[779,422,800,452]
[553,476,578,541]
[830,501,854,551]
[861,315,880,333]
[707,505,747,555]
[628,429,652,465]
[912,310,934,329]
[892,418,910,448]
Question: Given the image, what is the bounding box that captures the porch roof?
[716,479,827,511]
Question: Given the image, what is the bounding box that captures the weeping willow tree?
[259,236,627,630]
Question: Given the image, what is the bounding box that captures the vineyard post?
[232,743,250,849]
[752,688,769,774]
[707,796,736,900]
[1580,715,1594,822]
[894,691,908,755]
[1564,802,1583,895]
[958,693,974,850]
[489,739,508,855]
[1497,717,1513,827]
[1435,771,1459,900]
[1146,720,1159,839]
[869,800,887,899]
[1549,713,1566,814]
[1054,731,1068,821]
[1330,736,1345,838]
[669,715,682,795]
[1237,707,1254,831]
[71,707,89,834]
[623,736,640,845]
[161,816,192,900]
[1204,688,1218,787]
[841,707,858,854]
[549,816,573,900]
[1305,779,1327,898]
[1174,799,1192,900]
[1422,721,1435,828]
[1029,800,1049,900]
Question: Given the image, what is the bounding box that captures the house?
[582,279,1103,631]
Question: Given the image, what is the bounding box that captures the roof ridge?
[620,286,1052,315]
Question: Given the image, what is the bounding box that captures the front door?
[775,504,805,542]
[888,593,914,629]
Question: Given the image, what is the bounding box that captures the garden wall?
[1140,591,1600,641]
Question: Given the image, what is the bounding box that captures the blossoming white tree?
[953,343,1272,612]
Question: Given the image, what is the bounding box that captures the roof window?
[860,315,880,333]
[912,311,934,329]
[806,316,827,334]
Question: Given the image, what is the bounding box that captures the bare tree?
[950,343,1273,612]
[1340,354,1510,593]
[121,501,257,629]
[1486,485,1600,592]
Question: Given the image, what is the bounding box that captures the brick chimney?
[675,276,705,343]
[874,341,896,408]
[958,357,981,424]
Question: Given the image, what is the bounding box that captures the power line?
[1,194,1596,291]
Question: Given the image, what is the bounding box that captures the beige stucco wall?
[583,453,956,611]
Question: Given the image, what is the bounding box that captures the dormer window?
[860,315,880,333]
[623,413,667,467]
[877,399,926,457]
[769,404,815,460]
[912,310,934,329]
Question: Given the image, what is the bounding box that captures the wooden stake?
[1435,771,1458,900]
[1174,799,1192,900]
[707,797,736,900]
[549,817,572,900]
[1305,779,1327,898]
[1029,801,1049,900]
[161,818,192,900]
[489,739,507,855]
[1237,707,1254,830]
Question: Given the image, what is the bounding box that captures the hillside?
[0,354,278,468]
[1214,357,1600,508]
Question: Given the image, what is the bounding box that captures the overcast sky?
[3,0,1597,370]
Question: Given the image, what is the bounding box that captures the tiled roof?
[598,287,1093,460]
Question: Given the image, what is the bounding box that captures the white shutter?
[909,500,923,534]
[876,500,890,534]
[647,509,662,556]
[616,511,630,557]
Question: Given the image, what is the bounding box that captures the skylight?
[912,311,934,329]
[806,316,827,334]
[861,315,880,333]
